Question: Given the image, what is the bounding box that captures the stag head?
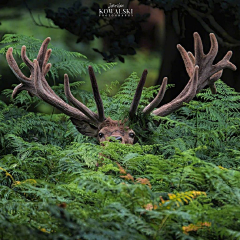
[6,33,236,144]
[98,118,135,144]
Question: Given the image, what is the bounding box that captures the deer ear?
[70,118,98,137]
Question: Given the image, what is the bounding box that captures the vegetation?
[0,35,240,240]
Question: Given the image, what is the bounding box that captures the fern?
[1,35,240,239]
[0,34,117,81]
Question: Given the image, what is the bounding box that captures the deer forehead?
[99,126,129,136]
[98,118,129,129]
[97,118,134,136]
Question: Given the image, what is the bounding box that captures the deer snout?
[109,136,123,142]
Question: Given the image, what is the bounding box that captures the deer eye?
[129,132,135,138]
[98,132,104,138]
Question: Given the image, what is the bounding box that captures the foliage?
[1,61,240,239]
[0,33,117,82]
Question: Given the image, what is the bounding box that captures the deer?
[6,32,236,144]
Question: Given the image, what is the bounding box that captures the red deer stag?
[6,33,236,144]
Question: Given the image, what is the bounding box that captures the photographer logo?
[99,3,133,17]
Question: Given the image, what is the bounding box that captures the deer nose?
[109,136,122,142]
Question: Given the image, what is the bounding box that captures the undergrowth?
[0,35,240,240]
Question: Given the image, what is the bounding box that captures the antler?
[132,32,236,117]
[6,38,106,136]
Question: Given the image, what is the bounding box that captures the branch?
[24,0,59,29]
[207,15,240,44]
[184,6,240,48]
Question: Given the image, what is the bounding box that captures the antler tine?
[64,74,99,124]
[33,38,53,97]
[142,77,168,114]
[203,70,222,94]
[33,59,90,122]
[129,69,148,118]
[21,46,34,70]
[6,47,30,83]
[177,44,194,77]
[12,83,25,99]
[188,52,195,65]
[194,32,205,64]
[37,37,51,69]
[7,47,38,99]
[88,66,105,122]
[207,33,218,61]
[43,49,52,75]
[44,61,52,76]
[152,66,199,116]
[183,65,199,100]
[215,51,236,71]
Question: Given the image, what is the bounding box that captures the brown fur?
[98,117,135,144]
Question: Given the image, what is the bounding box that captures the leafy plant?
[0,34,117,81]
[1,34,240,240]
